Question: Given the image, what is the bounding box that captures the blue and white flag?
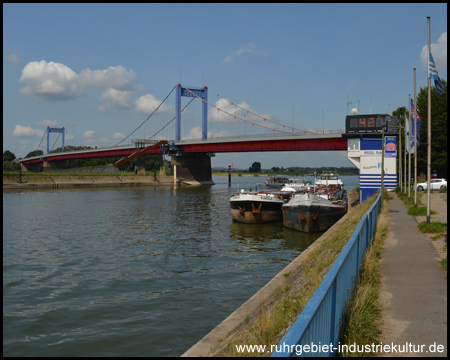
[428,50,445,96]
[410,98,422,154]
[405,115,411,154]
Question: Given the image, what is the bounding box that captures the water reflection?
[3,176,341,357]
[229,221,322,252]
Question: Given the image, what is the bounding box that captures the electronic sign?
[345,114,388,133]
[345,114,398,134]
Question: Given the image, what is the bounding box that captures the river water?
[3,175,358,356]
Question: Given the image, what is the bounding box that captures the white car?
[416,178,447,191]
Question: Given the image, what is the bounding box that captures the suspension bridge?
[20,84,347,183]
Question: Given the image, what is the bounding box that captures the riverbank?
[182,188,373,357]
[4,172,357,189]
[3,172,187,189]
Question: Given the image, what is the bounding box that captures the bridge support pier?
[43,160,68,172]
[21,162,42,173]
[170,155,214,185]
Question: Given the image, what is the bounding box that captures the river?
[3,175,359,356]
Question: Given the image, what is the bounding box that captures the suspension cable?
[146,97,196,140]
[114,85,177,147]
[34,129,47,155]
[207,86,320,135]
[64,130,87,151]
[49,133,61,152]
[179,84,296,135]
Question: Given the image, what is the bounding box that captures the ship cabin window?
[320,175,337,180]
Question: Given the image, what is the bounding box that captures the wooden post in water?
[228,165,231,187]
[174,165,177,186]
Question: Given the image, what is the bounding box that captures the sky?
[3,3,447,170]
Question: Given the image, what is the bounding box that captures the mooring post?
[228,165,231,187]
[174,165,177,185]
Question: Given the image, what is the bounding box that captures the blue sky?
[3,3,447,169]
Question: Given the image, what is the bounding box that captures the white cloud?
[83,130,95,138]
[79,66,136,90]
[208,98,270,124]
[6,54,21,64]
[182,127,229,140]
[183,126,202,140]
[135,94,174,114]
[208,98,239,122]
[19,60,84,101]
[36,119,58,127]
[113,132,125,140]
[221,43,266,65]
[12,125,45,137]
[19,60,138,102]
[420,32,447,71]
[99,88,132,112]
[221,56,233,65]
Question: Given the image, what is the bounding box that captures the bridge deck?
[20,133,347,165]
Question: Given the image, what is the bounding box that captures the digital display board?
[345,114,387,133]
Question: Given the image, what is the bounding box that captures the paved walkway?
[379,192,447,357]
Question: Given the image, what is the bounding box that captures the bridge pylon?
[46,126,65,154]
[176,84,208,141]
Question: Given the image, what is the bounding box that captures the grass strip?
[440,258,447,272]
[408,206,437,216]
[418,221,447,233]
[337,194,391,357]
[220,190,379,357]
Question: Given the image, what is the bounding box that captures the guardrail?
[272,191,382,357]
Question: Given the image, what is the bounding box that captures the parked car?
[416,178,447,191]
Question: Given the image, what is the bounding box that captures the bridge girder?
[21,136,347,165]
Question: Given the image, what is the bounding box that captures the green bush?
[3,161,20,171]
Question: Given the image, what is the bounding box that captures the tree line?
[247,161,359,175]
[393,79,447,179]
[3,146,164,173]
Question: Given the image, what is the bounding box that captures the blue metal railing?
[272,192,382,357]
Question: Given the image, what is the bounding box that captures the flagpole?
[414,68,418,208]
[408,94,411,201]
[426,16,431,224]
[404,110,407,194]
[399,121,402,192]
[381,127,385,203]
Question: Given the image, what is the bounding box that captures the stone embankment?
[3,173,180,189]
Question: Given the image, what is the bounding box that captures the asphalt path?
[379,192,447,357]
